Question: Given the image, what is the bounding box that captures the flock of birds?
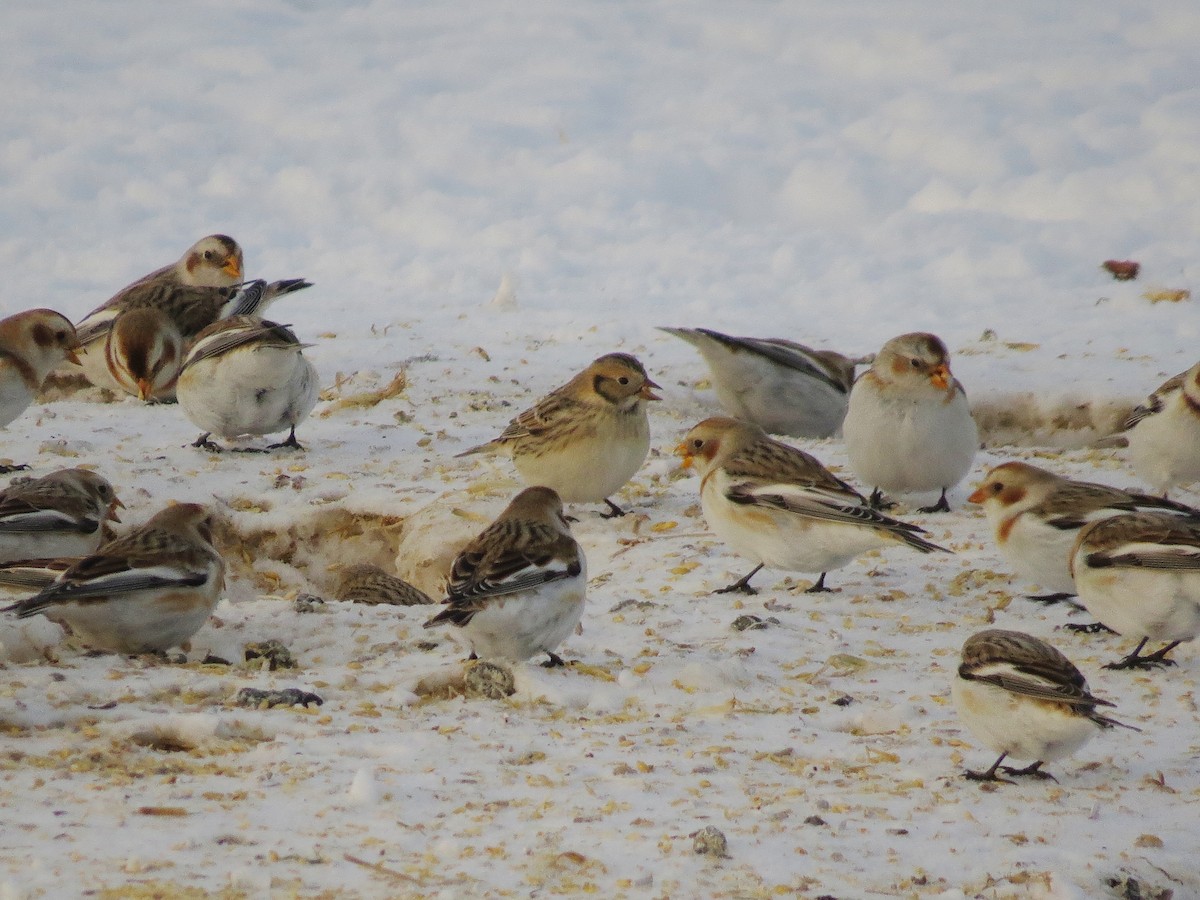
[1,233,1199,787]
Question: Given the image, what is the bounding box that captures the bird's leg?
[918,489,951,514]
[600,499,627,519]
[542,652,566,668]
[999,760,1056,781]
[191,433,224,453]
[714,564,763,595]
[267,426,305,451]
[867,488,895,511]
[804,572,832,593]
[964,752,1016,784]
[1104,637,1179,670]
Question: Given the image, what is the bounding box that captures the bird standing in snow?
[2,502,225,655]
[456,353,660,517]
[1122,361,1200,497]
[952,629,1137,783]
[0,468,121,563]
[424,486,586,666]
[842,332,977,512]
[676,417,948,594]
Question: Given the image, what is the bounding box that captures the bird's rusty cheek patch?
[31,323,54,348]
[999,486,1026,507]
[998,513,1021,543]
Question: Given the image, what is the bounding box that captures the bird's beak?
[65,346,82,366]
[966,486,986,504]
[929,364,951,391]
[640,378,662,402]
[674,440,694,468]
[108,497,125,524]
[137,378,154,402]
[223,256,242,279]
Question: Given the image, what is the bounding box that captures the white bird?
[969,460,1199,603]
[1071,512,1200,670]
[0,468,122,563]
[842,332,978,512]
[676,417,948,594]
[1123,361,1200,497]
[457,353,660,517]
[0,309,80,469]
[952,628,1136,783]
[423,486,586,666]
[658,327,863,437]
[2,503,225,655]
[176,316,319,452]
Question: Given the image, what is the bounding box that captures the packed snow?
[1,1,1198,897]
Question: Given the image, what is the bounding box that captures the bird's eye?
[57,330,68,342]
[910,358,921,368]
[692,439,704,450]
[618,376,630,385]
[991,482,1003,494]
[204,250,216,261]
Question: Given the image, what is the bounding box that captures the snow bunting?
[76,276,312,397]
[658,327,863,438]
[456,353,660,517]
[177,316,320,452]
[2,502,225,655]
[676,417,949,594]
[1123,361,1200,497]
[104,307,185,401]
[1071,512,1200,669]
[952,629,1136,783]
[0,309,80,463]
[969,460,1199,602]
[0,468,122,563]
[842,332,978,512]
[334,563,434,606]
[423,486,586,666]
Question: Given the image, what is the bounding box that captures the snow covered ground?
[1,1,1198,896]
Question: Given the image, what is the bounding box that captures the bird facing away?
[1071,512,1200,670]
[0,309,80,467]
[177,316,319,452]
[2,502,225,655]
[1122,361,1200,497]
[658,326,862,438]
[676,417,949,594]
[456,352,660,517]
[842,332,977,512]
[969,460,1200,603]
[0,468,122,563]
[424,486,586,666]
[952,628,1137,783]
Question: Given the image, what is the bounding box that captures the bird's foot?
[599,499,627,519]
[1064,621,1118,635]
[541,652,567,668]
[918,491,951,514]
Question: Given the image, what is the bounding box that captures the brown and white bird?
[423,486,586,666]
[0,309,80,468]
[1123,361,1200,497]
[842,332,978,512]
[0,468,122,563]
[456,353,660,517]
[2,502,225,655]
[658,327,863,438]
[952,629,1136,783]
[334,563,434,606]
[177,316,320,452]
[1071,512,1200,670]
[73,235,243,394]
[103,307,185,402]
[676,417,948,594]
[969,460,1199,602]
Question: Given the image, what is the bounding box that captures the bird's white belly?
[952,677,1099,763]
